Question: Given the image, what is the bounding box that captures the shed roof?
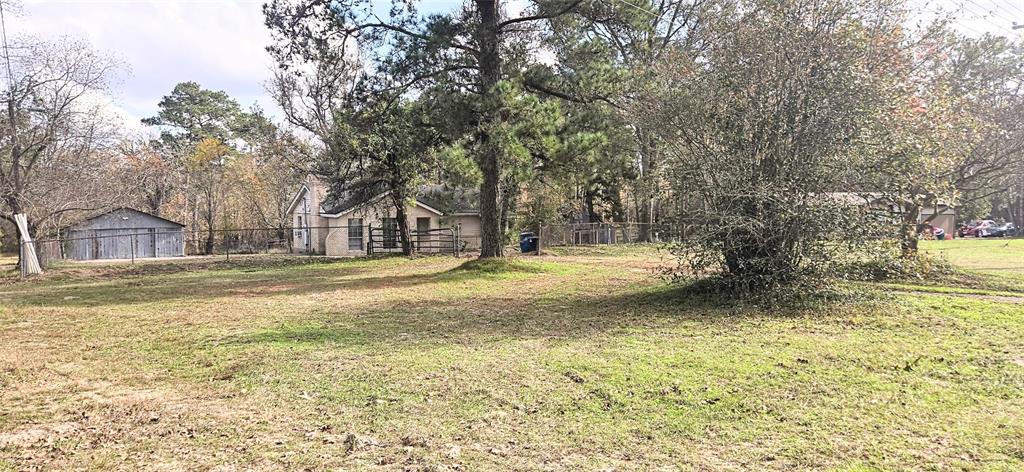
[72,207,185,229]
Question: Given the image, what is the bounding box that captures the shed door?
[137,228,156,257]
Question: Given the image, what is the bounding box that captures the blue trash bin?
[519,232,538,253]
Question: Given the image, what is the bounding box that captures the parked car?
[959,219,996,238]
[979,222,1017,238]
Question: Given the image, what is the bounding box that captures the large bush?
[654,0,903,300]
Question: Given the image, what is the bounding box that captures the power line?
[996,0,1024,17]
[605,0,659,18]
[969,0,1023,27]
[957,0,1017,35]
[0,0,15,93]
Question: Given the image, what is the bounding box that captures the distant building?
[826,192,957,236]
[66,208,185,260]
[286,176,481,256]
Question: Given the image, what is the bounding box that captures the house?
[286,176,481,256]
[826,192,957,236]
[66,208,185,260]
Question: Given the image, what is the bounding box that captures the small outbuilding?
[66,208,185,260]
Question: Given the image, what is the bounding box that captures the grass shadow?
[0,256,580,309]
[220,322,367,347]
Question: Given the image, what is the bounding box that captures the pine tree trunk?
[479,152,503,257]
[393,192,414,256]
[475,0,504,258]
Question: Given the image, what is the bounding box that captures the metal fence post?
[536,225,543,255]
[130,234,136,264]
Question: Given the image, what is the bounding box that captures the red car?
[958,219,995,238]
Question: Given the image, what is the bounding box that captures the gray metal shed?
[66,208,185,260]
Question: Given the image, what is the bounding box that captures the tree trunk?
[584,185,601,223]
[205,222,215,255]
[392,192,414,256]
[499,175,517,237]
[204,188,216,255]
[635,127,657,242]
[475,0,504,258]
[899,204,921,258]
[479,153,503,258]
[5,197,25,269]
[1010,182,1023,225]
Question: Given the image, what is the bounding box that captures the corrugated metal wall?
[66,228,185,260]
[66,209,185,260]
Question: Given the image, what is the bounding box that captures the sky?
[4,0,464,135]
[5,0,1023,136]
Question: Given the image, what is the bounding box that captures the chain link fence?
[538,222,686,248]
[18,224,477,275]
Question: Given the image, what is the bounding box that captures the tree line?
[2,0,1023,297]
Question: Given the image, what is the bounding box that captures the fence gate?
[367,227,459,256]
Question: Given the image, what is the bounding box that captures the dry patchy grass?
[0,248,1022,470]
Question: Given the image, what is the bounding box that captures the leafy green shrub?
[838,249,956,282]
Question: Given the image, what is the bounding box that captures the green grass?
[1,244,1022,470]
[921,238,1024,277]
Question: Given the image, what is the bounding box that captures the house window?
[382,217,399,249]
[348,218,363,251]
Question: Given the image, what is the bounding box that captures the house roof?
[415,185,480,215]
[285,184,311,215]
[72,207,185,228]
[320,181,390,216]
[824,192,953,210]
[315,183,480,218]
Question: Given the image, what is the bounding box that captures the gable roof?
[320,181,389,216]
[72,207,185,229]
[416,185,480,215]
[285,184,311,215]
[321,190,445,218]
[316,183,479,218]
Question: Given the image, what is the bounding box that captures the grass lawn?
[1,243,1022,470]
[921,238,1024,277]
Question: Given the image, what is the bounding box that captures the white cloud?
[8,0,280,126]
[4,0,1015,138]
[0,0,478,131]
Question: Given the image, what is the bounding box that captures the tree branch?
[498,0,585,29]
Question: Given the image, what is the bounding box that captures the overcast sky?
[6,0,1023,135]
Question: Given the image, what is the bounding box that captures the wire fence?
[16,221,675,275]
[17,224,483,275]
[538,222,686,248]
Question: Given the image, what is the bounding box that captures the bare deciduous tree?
[0,37,121,239]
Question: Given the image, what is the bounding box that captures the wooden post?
[130,234,136,264]
[367,224,373,256]
[454,226,460,257]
